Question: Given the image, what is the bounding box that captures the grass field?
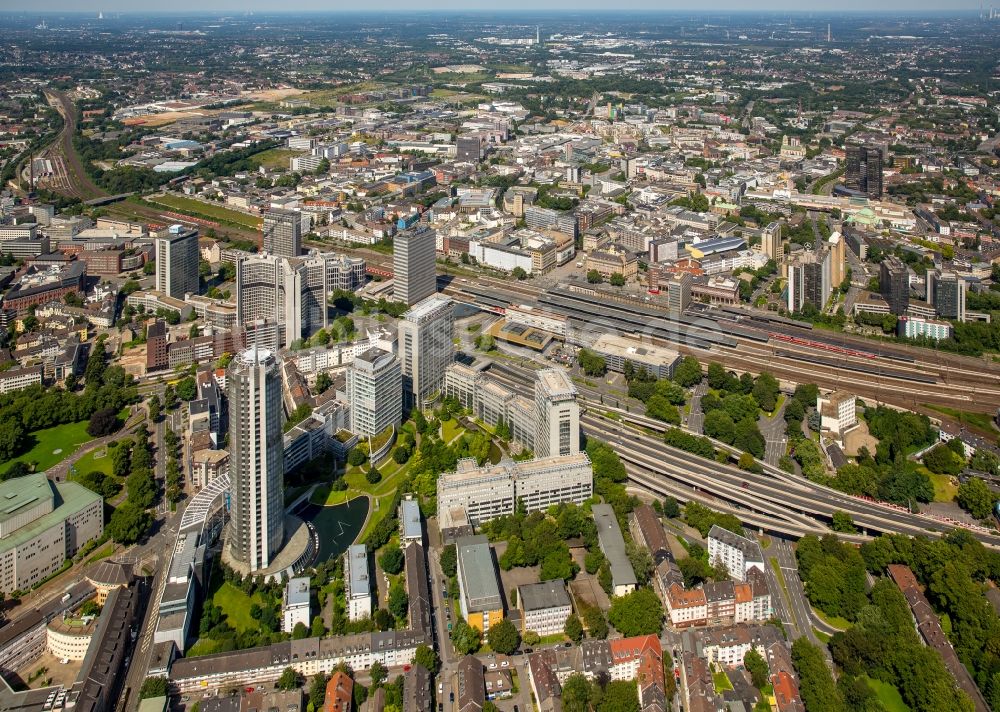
[2,421,94,476]
[187,638,224,657]
[812,606,850,630]
[712,669,733,693]
[925,470,959,503]
[145,194,262,230]
[72,446,113,477]
[923,404,998,437]
[863,676,911,712]
[249,148,303,170]
[211,581,266,633]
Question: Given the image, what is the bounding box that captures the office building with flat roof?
[399,498,423,544]
[228,346,285,572]
[593,503,637,596]
[845,145,883,199]
[456,535,504,632]
[283,577,312,633]
[929,270,966,322]
[518,580,572,636]
[0,473,103,594]
[591,334,681,380]
[393,227,436,306]
[263,208,302,257]
[344,545,372,622]
[155,225,200,298]
[346,347,402,437]
[534,369,580,458]
[398,294,454,409]
[880,255,909,315]
[437,454,592,536]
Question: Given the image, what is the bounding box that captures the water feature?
[296,496,369,563]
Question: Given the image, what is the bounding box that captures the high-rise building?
[760,221,782,261]
[236,251,361,347]
[263,208,302,257]
[534,369,580,458]
[828,231,846,288]
[455,135,484,163]
[155,225,199,298]
[393,227,436,306]
[786,248,831,313]
[932,271,966,322]
[845,146,883,199]
[880,256,909,315]
[398,295,454,410]
[346,347,402,437]
[228,347,284,572]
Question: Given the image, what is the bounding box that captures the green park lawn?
[923,404,998,437]
[248,148,303,170]
[210,581,267,633]
[925,470,959,503]
[145,194,262,230]
[812,606,850,631]
[2,421,94,476]
[72,446,113,477]
[863,676,911,712]
[712,669,733,693]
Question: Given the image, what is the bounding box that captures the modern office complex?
[456,535,504,633]
[283,577,312,633]
[227,346,285,572]
[397,294,454,409]
[786,248,831,313]
[155,225,200,298]
[0,474,103,594]
[880,255,910,315]
[845,145,883,199]
[236,251,363,347]
[346,347,403,437]
[927,270,966,322]
[344,544,372,622]
[437,453,593,537]
[534,369,580,458]
[393,227,436,306]
[263,208,302,257]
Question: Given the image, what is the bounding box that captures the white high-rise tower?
[228,346,285,572]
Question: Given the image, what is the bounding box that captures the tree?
[578,348,607,377]
[704,409,735,443]
[792,638,846,712]
[744,649,770,689]
[450,618,482,655]
[175,376,198,402]
[608,588,663,636]
[414,644,440,675]
[587,269,604,284]
[923,443,964,475]
[662,496,680,518]
[673,356,702,387]
[752,372,780,412]
[565,613,583,642]
[308,673,328,710]
[831,511,858,533]
[645,395,680,425]
[598,680,640,712]
[957,477,997,520]
[315,371,333,394]
[512,266,528,280]
[292,621,309,640]
[373,608,394,631]
[609,272,626,287]
[486,618,520,654]
[366,467,382,484]
[139,677,168,700]
[583,605,608,639]
[0,417,25,463]
[147,394,161,422]
[107,502,153,545]
[379,545,405,575]
[277,667,301,691]
[562,673,592,712]
[440,544,458,578]
[678,556,713,588]
[347,448,367,467]
[86,407,119,437]
[311,615,327,638]
[388,581,408,619]
[369,661,388,687]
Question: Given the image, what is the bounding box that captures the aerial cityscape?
[1,7,1000,712]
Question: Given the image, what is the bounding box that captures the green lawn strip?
[813,628,831,644]
[4,420,95,476]
[143,194,262,230]
[922,404,998,438]
[811,606,850,631]
[769,558,798,627]
[712,668,734,693]
[863,676,911,712]
[922,468,959,503]
[71,446,114,477]
[84,543,116,565]
[765,394,786,419]
[248,148,303,170]
[211,581,268,633]
[187,638,224,658]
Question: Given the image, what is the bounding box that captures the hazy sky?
[1,1,987,12]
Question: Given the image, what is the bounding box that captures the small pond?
[296,496,369,563]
